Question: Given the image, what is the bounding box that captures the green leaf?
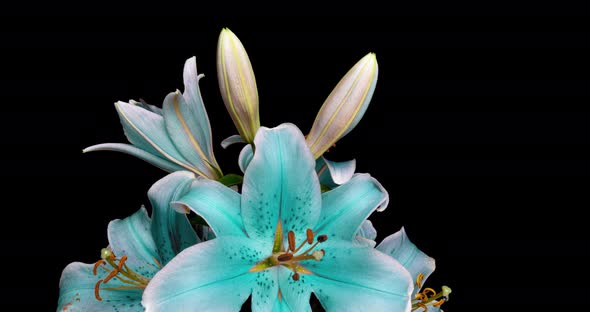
[218,173,244,187]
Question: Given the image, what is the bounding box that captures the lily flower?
[84,57,223,180]
[306,52,378,159]
[142,123,413,311]
[376,227,452,311]
[217,28,260,144]
[57,172,202,311]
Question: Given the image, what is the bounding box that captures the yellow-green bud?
[307,53,378,158]
[216,28,260,143]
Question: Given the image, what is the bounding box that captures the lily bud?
[306,53,378,158]
[217,28,260,143]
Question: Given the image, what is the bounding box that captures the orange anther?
[94,279,103,301]
[306,229,314,244]
[288,231,296,252]
[433,299,445,307]
[93,260,105,276]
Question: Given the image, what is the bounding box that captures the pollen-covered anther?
[311,249,325,261]
[292,272,300,281]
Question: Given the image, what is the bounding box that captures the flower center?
[411,273,452,311]
[249,222,328,281]
[92,248,157,301]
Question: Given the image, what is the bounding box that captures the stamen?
[433,299,445,307]
[306,229,314,244]
[94,279,103,301]
[288,231,296,252]
[277,253,293,262]
[317,234,328,242]
[292,272,300,281]
[415,302,428,312]
[92,249,152,302]
[423,288,436,298]
[416,273,424,289]
[312,249,325,261]
[93,260,105,276]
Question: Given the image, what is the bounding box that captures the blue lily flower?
[57,172,203,312]
[142,123,413,311]
[84,57,223,180]
[356,222,451,312]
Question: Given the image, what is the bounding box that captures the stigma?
[249,227,328,281]
[92,248,155,301]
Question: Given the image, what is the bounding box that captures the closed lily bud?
[217,28,260,143]
[306,53,378,158]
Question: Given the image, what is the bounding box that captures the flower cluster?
[58,29,450,312]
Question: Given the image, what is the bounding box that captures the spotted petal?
[241,124,321,248]
[315,174,389,241]
[277,266,312,312]
[377,227,436,297]
[148,171,199,265]
[58,262,144,312]
[305,240,413,312]
[142,236,266,311]
[107,208,160,275]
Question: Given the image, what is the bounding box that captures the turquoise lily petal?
[376,227,436,297]
[148,171,199,265]
[238,144,254,173]
[316,156,356,186]
[142,236,263,311]
[83,143,185,173]
[315,174,389,241]
[162,57,221,179]
[130,99,162,115]
[355,219,378,247]
[278,266,312,312]
[174,178,247,237]
[107,207,160,274]
[58,208,162,311]
[305,240,413,312]
[241,124,321,246]
[113,101,199,174]
[221,134,246,149]
[272,297,295,312]
[58,262,144,312]
[162,91,221,179]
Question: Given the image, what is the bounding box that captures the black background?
[2,7,589,311]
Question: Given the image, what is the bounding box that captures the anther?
[433,299,445,307]
[277,253,293,262]
[93,260,105,276]
[317,234,328,243]
[312,249,325,261]
[306,229,314,244]
[288,231,296,252]
[416,272,424,288]
[292,272,300,281]
[94,279,104,301]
